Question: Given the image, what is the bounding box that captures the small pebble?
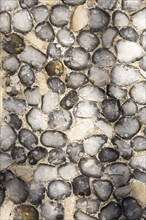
[64,47,91,70]
[62,0,86,5]
[26,108,48,131]
[113,184,131,199]
[115,117,141,140]
[60,90,79,110]
[98,147,119,162]
[66,72,88,89]
[116,40,144,63]
[93,180,113,201]
[24,86,41,106]
[18,65,35,87]
[130,154,146,171]
[28,146,48,165]
[57,27,75,47]
[107,84,127,100]
[102,98,120,122]
[72,175,91,196]
[41,130,67,148]
[45,60,64,76]
[78,85,105,102]
[13,9,33,34]
[122,0,142,10]
[131,136,146,151]
[35,21,55,42]
[0,153,13,171]
[0,11,11,34]
[47,180,71,200]
[2,55,20,75]
[140,30,146,51]
[48,149,66,165]
[31,5,49,23]
[48,109,72,131]
[67,142,84,163]
[0,124,17,151]
[139,55,146,71]
[97,0,117,9]
[93,48,116,67]
[122,197,142,220]
[19,0,38,8]
[34,164,57,182]
[83,134,107,156]
[112,63,140,86]
[133,169,146,184]
[77,30,99,52]
[11,146,27,164]
[50,5,70,27]
[58,163,78,181]
[0,0,18,11]
[47,77,65,94]
[6,177,28,204]
[13,204,39,220]
[47,43,62,59]
[5,114,22,130]
[120,26,138,41]
[136,107,146,125]
[76,198,100,214]
[95,118,114,138]
[112,136,132,159]
[42,91,59,114]
[106,162,131,187]
[99,201,122,220]
[112,10,129,28]
[102,27,118,48]
[73,101,99,118]
[41,201,64,220]
[131,8,146,31]
[74,210,97,220]
[3,97,26,115]
[20,46,47,70]
[71,5,89,32]
[130,81,146,105]
[29,182,45,205]
[0,188,5,206]
[18,128,38,150]
[2,33,25,54]
[79,156,103,178]
[88,66,110,87]
[89,7,110,31]
[121,99,138,116]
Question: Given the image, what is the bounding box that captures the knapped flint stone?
[62,0,86,5]
[93,48,116,67]
[98,147,119,163]
[0,188,5,206]
[29,182,45,205]
[102,98,120,122]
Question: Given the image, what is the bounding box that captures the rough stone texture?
[0,0,146,219]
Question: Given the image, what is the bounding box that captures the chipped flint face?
[0,0,146,220]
